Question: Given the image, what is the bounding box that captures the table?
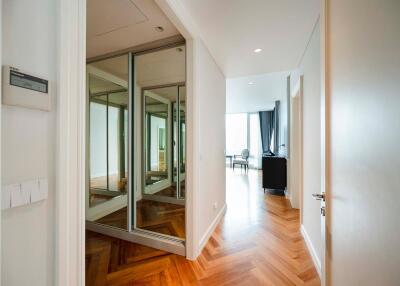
[225,155,233,168]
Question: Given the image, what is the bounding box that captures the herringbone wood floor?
[86,169,320,285]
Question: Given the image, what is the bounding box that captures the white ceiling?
[226,71,289,114]
[87,0,180,58]
[89,45,185,88]
[177,0,320,77]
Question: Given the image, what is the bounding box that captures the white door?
[324,1,400,285]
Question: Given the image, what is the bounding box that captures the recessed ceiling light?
[248,82,254,85]
[254,48,262,53]
[155,26,164,32]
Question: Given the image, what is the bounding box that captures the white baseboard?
[86,195,128,221]
[300,224,321,277]
[197,203,227,257]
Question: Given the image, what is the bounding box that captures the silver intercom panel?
[2,66,51,111]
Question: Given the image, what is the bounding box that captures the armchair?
[233,149,250,172]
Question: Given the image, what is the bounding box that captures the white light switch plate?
[3,178,48,209]
[10,184,24,208]
[28,180,41,203]
[38,179,48,201]
[22,180,39,203]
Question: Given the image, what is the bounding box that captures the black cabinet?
[262,156,287,195]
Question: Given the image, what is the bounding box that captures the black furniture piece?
[262,155,287,196]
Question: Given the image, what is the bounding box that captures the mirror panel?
[179,86,186,200]
[86,54,129,230]
[144,92,170,191]
[134,46,186,239]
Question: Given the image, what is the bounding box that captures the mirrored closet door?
[134,46,186,240]
[86,45,186,255]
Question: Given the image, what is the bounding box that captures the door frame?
[142,87,173,195]
[56,0,329,285]
[320,0,329,285]
[57,0,197,285]
[288,76,303,211]
[56,0,86,285]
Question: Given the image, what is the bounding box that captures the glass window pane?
[226,113,248,155]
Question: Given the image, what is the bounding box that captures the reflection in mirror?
[135,46,186,239]
[144,93,170,192]
[86,54,129,230]
[179,86,186,200]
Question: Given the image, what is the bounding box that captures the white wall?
[291,19,322,272]
[328,1,400,285]
[1,0,57,285]
[154,0,227,259]
[194,39,226,256]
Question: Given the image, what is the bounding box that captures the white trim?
[86,195,127,221]
[56,0,86,285]
[0,1,2,283]
[291,78,301,98]
[301,225,322,277]
[320,1,328,284]
[197,204,227,257]
[142,90,173,195]
[155,0,197,260]
[144,180,171,194]
[86,222,185,256]
[86,65,128,89]
[288,77,303,210]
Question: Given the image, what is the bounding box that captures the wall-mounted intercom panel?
[2,65,51,111]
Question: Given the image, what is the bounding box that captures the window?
[226,113,248,155]
[249,113,262,169]
[226,112,263,169]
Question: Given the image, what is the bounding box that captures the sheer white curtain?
[226,113,263,169]
[226,113,248,155]
[249,113,263,169]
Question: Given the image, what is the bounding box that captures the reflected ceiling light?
[248,82,254,85]
[254,48,262,53]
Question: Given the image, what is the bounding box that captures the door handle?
[312,192,325,201]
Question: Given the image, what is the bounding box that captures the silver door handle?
[312,193,325,201]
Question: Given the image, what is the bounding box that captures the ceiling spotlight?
[155,26,164,32]
[248,82,254,85]
[254,48,262,53]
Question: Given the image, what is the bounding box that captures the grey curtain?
[259,110,275,155]
[273,100,280,154]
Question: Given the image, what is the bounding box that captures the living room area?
[225,71,289,190]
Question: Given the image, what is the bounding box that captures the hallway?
[86,169,320,285]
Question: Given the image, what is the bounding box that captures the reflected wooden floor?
[86,169,320,285]
[95,200,185,238]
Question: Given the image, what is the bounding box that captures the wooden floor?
[86,169,320,285]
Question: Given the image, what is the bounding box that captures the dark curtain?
[273,101,280,154]
[259,110,275,155]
